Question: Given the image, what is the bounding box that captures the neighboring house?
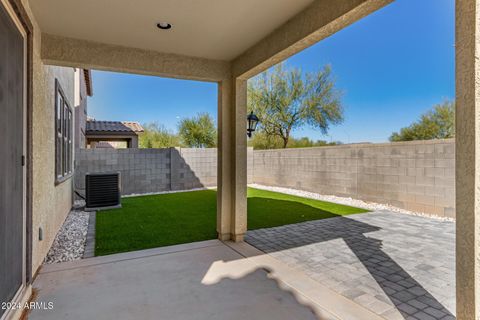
[74,69,93,150]
[92,141,128,149]
[73,71,144,149]
[85,120,144,148]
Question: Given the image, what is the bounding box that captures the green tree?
[139,122,181,148]
[389,101,455,142]
[178,113,217,148]
[248,131,284,149]
[248,132,339,150]
[248,63,344,148]
[287,137,339,148]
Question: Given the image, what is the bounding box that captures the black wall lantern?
[247,111,259,138]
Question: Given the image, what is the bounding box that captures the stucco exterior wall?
[25,0,75,274]
[253,139,455,219]
[74,69,88,149]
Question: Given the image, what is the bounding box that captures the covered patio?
[2,0,479,319]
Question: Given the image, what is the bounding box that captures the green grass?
[95,188,369,256]
[247,188,369,229]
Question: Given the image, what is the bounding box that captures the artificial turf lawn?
[95,188,369,256]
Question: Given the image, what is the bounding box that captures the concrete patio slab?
[246,210,456,320]
[29,240,382,320]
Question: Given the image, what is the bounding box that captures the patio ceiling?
[29,0,314,61]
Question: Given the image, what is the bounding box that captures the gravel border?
[83,212,96,258]
[123,187,215,198]
[44,201,89,264]
[249,183,455,222]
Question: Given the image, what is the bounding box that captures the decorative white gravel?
[123,187,214,198]
[44,201,90,264]
[249,183,455,222]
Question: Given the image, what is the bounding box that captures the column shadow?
[245,198,454,319]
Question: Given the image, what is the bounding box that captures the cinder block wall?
[75,142,455,218]
[252,139,455,218]
[75,148,254,195]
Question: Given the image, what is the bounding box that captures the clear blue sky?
[88,0,454,143]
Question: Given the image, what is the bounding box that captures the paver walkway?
[246,211,455,320]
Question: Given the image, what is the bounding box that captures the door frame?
[0,1,32,319]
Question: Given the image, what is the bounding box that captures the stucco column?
[129,136,139,148]
[217,78,248,242]
[456,1,480,319]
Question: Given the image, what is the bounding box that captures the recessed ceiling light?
[157,22,172,30]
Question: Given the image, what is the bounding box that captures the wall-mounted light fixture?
[247,111,259,138]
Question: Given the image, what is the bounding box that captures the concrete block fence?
[75,139,455,218]
[253,139,455,218]
[75,148,254,196]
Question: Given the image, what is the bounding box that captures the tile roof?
[83,69,93,97]
[86,120,144,133]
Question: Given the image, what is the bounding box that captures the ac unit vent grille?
[85,172,121,210]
